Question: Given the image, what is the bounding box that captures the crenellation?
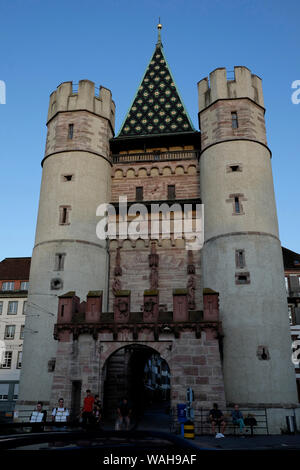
[47,80,114,124]
[198,66,265,113]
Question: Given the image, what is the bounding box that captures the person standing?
[52,398,70,430]
[80,389,95,428]
[231,404,245,434]
[30,401,47,432]
[115,397,132,431]
[93,395,102,426]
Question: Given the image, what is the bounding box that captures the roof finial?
[157,18,162,47]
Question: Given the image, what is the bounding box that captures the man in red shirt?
[80,390,95,427]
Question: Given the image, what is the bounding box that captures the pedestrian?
[93,395,102,426]
[208,403,226,437]
[52,398,69,430]
[30,401,47,432]
[115,397,132,431]
[80,389,95,428]
[231,404,245,435]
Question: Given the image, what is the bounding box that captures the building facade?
[16,26,299,431]
[0,257,30,418]
[283,247,300,401]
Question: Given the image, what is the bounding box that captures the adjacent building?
[0,257,30,417]
[283,247,300,401]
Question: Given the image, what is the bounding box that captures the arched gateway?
[102,344,171,420]
[49,290,226,422]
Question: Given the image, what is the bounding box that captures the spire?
[117,26,195,138]
[156,18,162,47]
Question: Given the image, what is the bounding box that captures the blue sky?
[0,0,299,261]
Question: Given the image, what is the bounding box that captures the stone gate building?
[16,24,298,431]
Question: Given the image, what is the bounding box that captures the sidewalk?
[193,434,300,450]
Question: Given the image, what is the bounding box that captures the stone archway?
[102,343,171,421]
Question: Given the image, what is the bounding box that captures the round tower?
[198,67,298,405]
[17,80,115,409]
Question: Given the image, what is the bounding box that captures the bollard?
[183,420,195,439]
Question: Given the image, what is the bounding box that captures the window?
[285,277,289,294]
[168,185,176,199]
[2,282,15,291]
[50,278,63,290]
[257,346,270,360]
[22,301,27,314]
[7,301,18,315]
[55,253,66,271]
[236,250,245,269]
[13,383,19,400]
[17,352,22,369]
[59,206,71,225]
[0,384,9,400]
[136,187,143,201]
[63,174,73,182]
[2,352,13,369]
[235,272,250,285]
[20,325,25,339]
[288,305,294,325]
[234,197,240,214]
[68,123,74,139]
[20,281,29,291]
[231,112,238,129]
[0,301,3,314]
[5,325,16,339]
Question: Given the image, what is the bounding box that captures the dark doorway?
[103,345,170,425]
[71,380,82,420]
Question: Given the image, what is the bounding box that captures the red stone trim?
[205,231,280,244]
[41,149,112,168]
[198,96,266,114]
[34,239,106,251]
[199,138,272,159]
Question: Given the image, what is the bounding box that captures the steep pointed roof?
[117,27,195,139]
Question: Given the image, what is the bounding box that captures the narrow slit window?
[168,185,176,199]
[68,124,74,139]
[231,112,238,129]
[59,206,71,225]
[61,305,64,317]
[236,250,245,269]
[234,197,240,213]
[55,253,66,271]
[136,187,143,201]
[62,208,67,223]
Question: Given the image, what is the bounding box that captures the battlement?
[47,80,115,126]
[198,66,264,112]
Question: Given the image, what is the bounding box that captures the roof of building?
[0,257,31,280]
[116,26,195,139]
[282,247,300,270]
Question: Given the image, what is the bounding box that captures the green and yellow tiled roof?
[118,27,195,137]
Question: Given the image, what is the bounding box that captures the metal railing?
[112,150,199,164]
[170,407,269,436]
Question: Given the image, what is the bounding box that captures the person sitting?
[231,404,245,434]
[209,403,226,437]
